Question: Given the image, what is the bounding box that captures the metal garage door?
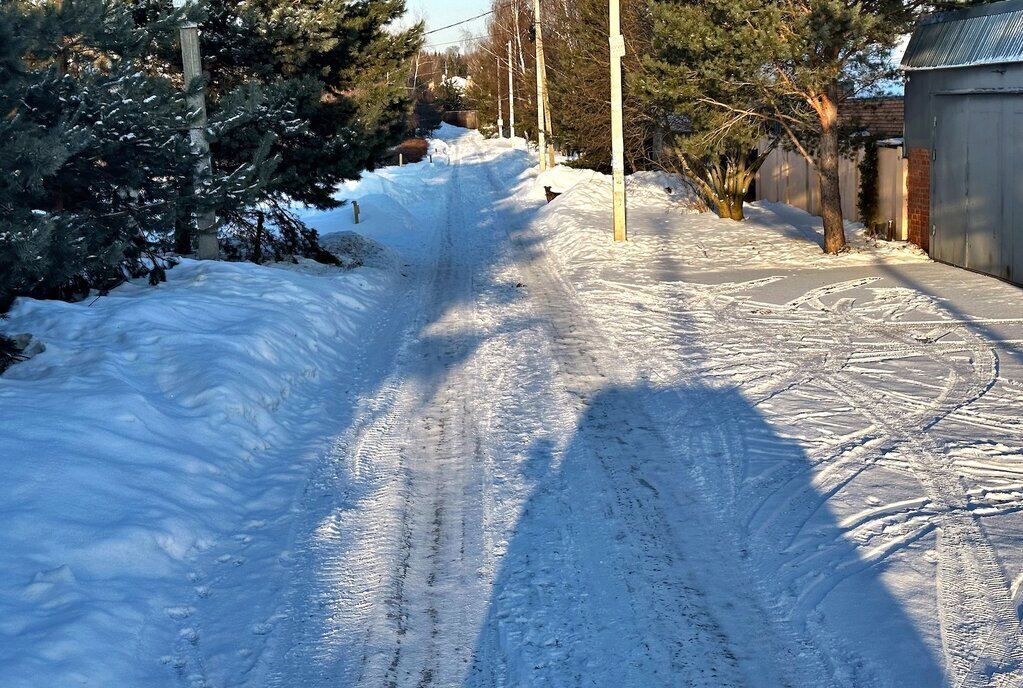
[932,94,1023,283]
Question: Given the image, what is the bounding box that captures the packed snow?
[3,123,1023,687]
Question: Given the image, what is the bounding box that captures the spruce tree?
[0,0,196,310]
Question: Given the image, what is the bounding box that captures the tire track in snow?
[472,149,824,685]
[679,276,1023,685]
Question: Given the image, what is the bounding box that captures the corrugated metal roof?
[902,0,1023,70]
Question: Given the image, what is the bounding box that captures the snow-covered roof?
[443,76,469,92]
[902,0,1023,71]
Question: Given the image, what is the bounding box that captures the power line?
[423,2,513,36]
[427,35,490,48]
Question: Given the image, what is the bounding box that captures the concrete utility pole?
[173,0,218,259]
[534,0,548,171]
[609,0,628,242]
[497,55,504,137]
[508,41,516,139]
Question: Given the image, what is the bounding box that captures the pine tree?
[147,0,424,260]
[649,0,915,252]
[639,7,778,221]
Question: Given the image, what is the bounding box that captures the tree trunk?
[173,181,193,254]
[817,85,847,254]
[253,211,265,264]
[173,215,192,254]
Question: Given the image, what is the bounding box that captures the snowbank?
[526,165,928,274]
[0,261,394,686]
[0,122,455,686]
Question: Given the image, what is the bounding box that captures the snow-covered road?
[6,126,1023,687]
[259,129,1023,686]
[261,128,800,686]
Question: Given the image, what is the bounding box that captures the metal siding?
[932,96,969,266]
[903,8,1023,70]
[1010,102,1023,282]
[965,96,1004,277]
[932,93,1023,282]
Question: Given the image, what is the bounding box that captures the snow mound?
[536,165,601,194]
[527,167,927,273]
[320,230,391,269]
[0,258,391,686]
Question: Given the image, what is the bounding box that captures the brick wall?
[907,148,930,252]
[839,97,905,138]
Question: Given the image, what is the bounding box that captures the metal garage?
[902,0,1023,284]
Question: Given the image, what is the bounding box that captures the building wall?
[904,63,1023,256]
[441,110,479,130]
[903,63,1023,149]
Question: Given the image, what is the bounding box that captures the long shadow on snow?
[463,216,945,685]
[462,386,945,686]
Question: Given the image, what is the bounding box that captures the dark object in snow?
[867,220,896,241]
[0,333,43,374]
[544,186,562,203]
[515,282,525,289]
[0,335,24,374]
[386,139,430,166]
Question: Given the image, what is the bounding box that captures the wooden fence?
[755,140,908,240]
[441,110,479,130]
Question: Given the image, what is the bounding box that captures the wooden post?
[609,0,628,242]
[508,41,516,139]
[173,0,218,259]
[353,201,360,225]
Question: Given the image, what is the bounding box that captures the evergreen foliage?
[647,0,916,252]
[639,27,777,221]
[0,333,27,375]
[857,138,881,228]
[0,0,195,311]
[0,0,423,312]
[166,0,423,259]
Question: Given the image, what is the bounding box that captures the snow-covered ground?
[3,124,1023,686]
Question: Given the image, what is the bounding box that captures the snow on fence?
[755,140,908,240]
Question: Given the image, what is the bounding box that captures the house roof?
[839,97,905,138]
[902,0,1023,71]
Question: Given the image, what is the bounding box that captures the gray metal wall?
[904,63,1023,148]
[905,64,1023,283]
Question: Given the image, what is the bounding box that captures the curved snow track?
[245,129,1023,687]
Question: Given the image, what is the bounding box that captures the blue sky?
[408,0,493,51]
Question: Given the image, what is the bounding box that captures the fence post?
[353,201,360,225]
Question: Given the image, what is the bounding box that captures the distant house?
[902,0,1023,284]
[839,97,905,139]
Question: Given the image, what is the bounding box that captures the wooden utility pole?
[534,0,548,171]
[534,0,556,169]
[508,41,516,139]
[609,0,628,242]
[497,53,504,137]
[173,0,218,259]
